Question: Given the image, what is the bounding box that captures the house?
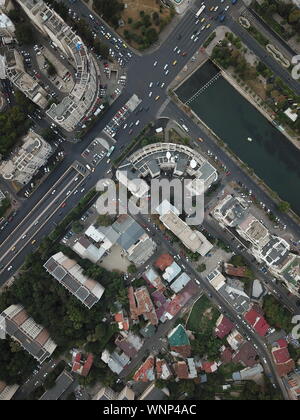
[115,332,143,359]
[232,342,258,368]
[170,272,191,293]
[201,361,218,374]
[101,350,130,374]
[71,352,93,377]
[224,263,247,278]
[156,358,172,380]
[271,339,295,377]
[244,308,270,337]
[143,268,165,291]
[128,286,158,325]
[168,324,191,358]
[227,329,245,351]
[155,254,174,271]
[162,261,182,283]
[220,346,233,364]
[133,356,155,382]
[114,310,129,331]
[173,361,189,379]
[215,315,234,339]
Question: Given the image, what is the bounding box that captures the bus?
[106,146,115,157]
[195,5,206,18]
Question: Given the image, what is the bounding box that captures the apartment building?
[16,0,100,131]
[0,12,15,40]
[2,49,48,108]
[0,304,57,363]
[0,382,19,400]
[44,252,105,309]
[0,130,52,185]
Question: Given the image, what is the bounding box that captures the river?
[176,61,300,215]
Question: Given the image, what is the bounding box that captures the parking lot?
[81,137,115,170]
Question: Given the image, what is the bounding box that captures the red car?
[61,202,67,208]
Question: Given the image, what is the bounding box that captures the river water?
[176,61,300,215]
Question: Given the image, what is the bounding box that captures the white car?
[153,61,157,66]
[149,91,153,97]
[173,46,178,52]
[161,82,165,88]
[163,64,168,70]
[135,120,140,126]
[149,82,153,88]
[123,123,128,129]
[7,266,13,272]
[165,70,169,75]
[225,5,229,11]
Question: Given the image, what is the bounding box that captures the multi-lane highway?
[0,0,299,400]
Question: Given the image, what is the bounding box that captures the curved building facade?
[16,0,100,132]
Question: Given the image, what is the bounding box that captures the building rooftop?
[43,252,104,308]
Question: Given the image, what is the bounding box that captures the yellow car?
[155,95,160,101]
[200,17,205,23]
[172,60,177,66]
[206,24,211,29]
[210,6,214,11]
[31,239,36,245]
[11,246,16,252]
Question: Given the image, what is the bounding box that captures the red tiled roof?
[215,316,234,339]
[221,347,233,363]
[224,264,247,278]
[202,361,217,374]
[82,354,93,377]
[155,254,174,271]
[72,362,81,372]
[232,342,257,367]
[133,356,155,382]
[277,339,288,348]
[115,312,124,323]
[170,344,191,358]
[273,347,290,364]
[244,309,269,337]
[173,361,189,379]
[276,359,295,377]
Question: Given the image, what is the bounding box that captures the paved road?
[126,211,288,398]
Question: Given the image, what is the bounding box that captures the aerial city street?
[0,0,300,404]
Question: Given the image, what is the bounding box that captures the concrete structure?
[170,272,191,293]
[0,130,52,185]
[0,304,56,363]
[157,200,213,255]
[44,252,105,308]
[73,215,156,266]
[101,349,130,374]
[212,194,249,228]
[93,385,135,400]
[0,382,19,400]
[16,0,100,131]
[2,49,48,108]
[117,143,218,197]
[128,286,158,325]
[39,370,74,400]
[0,12,15,41]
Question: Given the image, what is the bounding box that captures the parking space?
[81,137,115,169]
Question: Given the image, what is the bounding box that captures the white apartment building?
[0,130,52,185]
[16,0,100,131]
[0,304,57,363]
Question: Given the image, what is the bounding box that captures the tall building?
[43,252,105,309]
[2,49,48,108]
[0,304,57,363]
[0,382,19,400]
[16,0,100,131]
[0,130,52,185]
[0,12,15,40]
